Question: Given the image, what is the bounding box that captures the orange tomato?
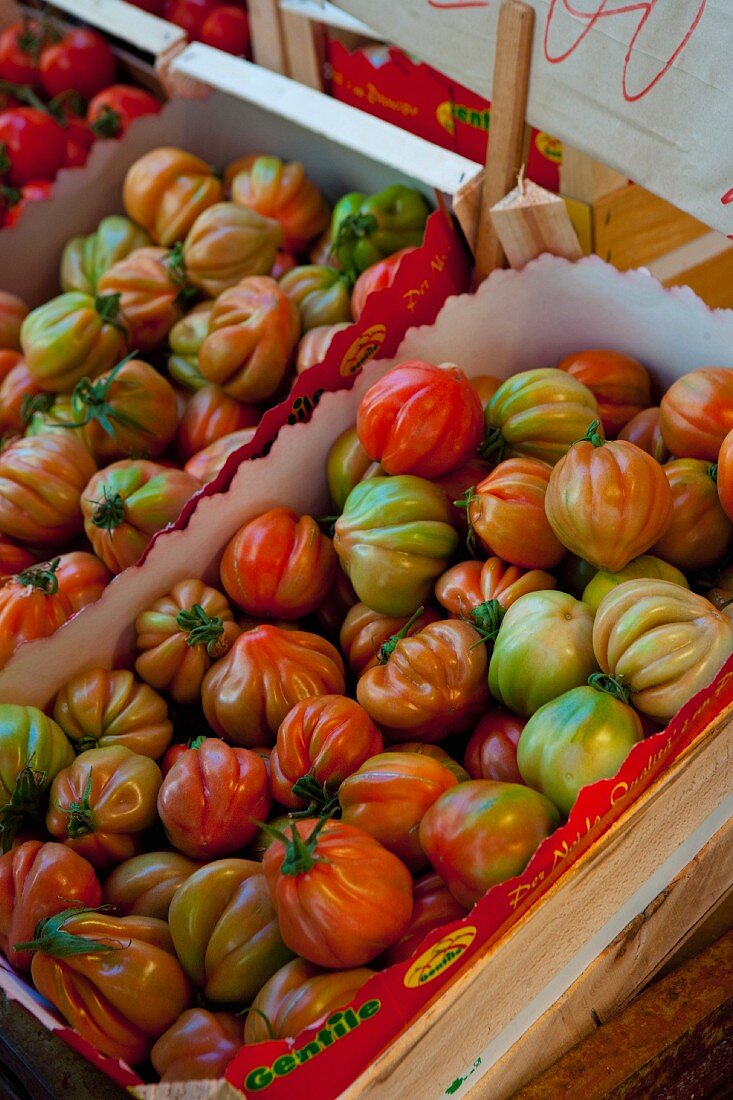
[339,602,441,675]
[229,154,330,252]
[0,432,96,545]
[102,850,201,920]
[468,458,565,569]
[716,427,733,522]
[660,367,733,461]
[97,246,193,352]
[53,667,172,759]
[176,384,260,461]
[198,275,300,402]
[435,557,556,625]
[123,146,223,246]
[296,322,351,374]
[0,358,39,435]
[469,373,502,406]
[244,957,374,1042]
[183,427,257,484]
[546,424,673,571]
[152,1009,242,1083]
[617,406,669,463]
[183,201,283,296]
[651,459,732,570]
[558,349,651,436]
[54,551,111,613]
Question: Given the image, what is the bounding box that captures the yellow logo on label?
[436,101,490,134]
[535,132,563,164]
[340,324,387,377]
[404,926,477,989]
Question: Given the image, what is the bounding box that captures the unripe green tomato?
[582,555,689,613]
[517,683,644,815]
[489,590,598,716]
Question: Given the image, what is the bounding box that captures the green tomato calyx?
[477,424,505,466]
[290,772,341,819]
[264,816,332,876]
[13,905,119,959]
[378,605,425,664]
[0,764,48,853]
[466,598,506,645]
[588,672,631,705]
[579,419,604,447]
[20,391,55,426]
[17,556,60,594]
[176,603,228,657]
[68,351,148,446]
[91,487,125,532]
[94,292,128,337]
[62,773,95,838]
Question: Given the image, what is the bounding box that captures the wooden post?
[473,0,535,283]
[489,173,582,268]
[281,11,326,90]
[248,0,289,75]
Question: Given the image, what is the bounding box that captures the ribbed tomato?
[545,423,673,571]
[339,602,441,675]
[102,850,201,919]
[351,248,414,321]
[463,709,526,783]
[357,361,484,479]
[0,360,41,434]
[0,558,73,670]
[279,265,352,331]
[339,751,458,872]
[158,738,271,859]
[0,290,27,350]
[432,457,492,534]
[0,432,96,545]
[54,551,111,614]
[582,555,688,613]
[244,958,374,1042]
[229,154,330,252]
[660,367,733,461]
[0,536,34,576]
[716,426,733,522]
[618,406,669,463]
[183,201,282,297]
[135,578,240,704]
[357,620,490,742]
[201,625,345,746]
[21,291,128,393]
[46,746,162,869]
[53,667,172,759]
[220,508,337,620]
[123,147,223,247]
[651,459,732,570]
[435,557,556,640]
[97,246,194,352]
[468,458,565,569]
[270,695,383,811]
[296,322,351,374]
[0,706,73,853]
[152,1009,242,1083]
[263,818,413,967]
[558,349,651,436]
[167,858,292,1002]
[381,871,468,966]
[326,425,382,512]
[184,427,257,484]
[0,840,100,972]
[176,383,259,461]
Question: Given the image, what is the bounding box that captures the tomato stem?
[242,1006,275,1041]
[454,486,479,559]
[578,419,604,447]
[278,817,331,875]
[13,905,120,959]
[587,672,631,705]
[378,605,425,664]
[91,487,125,532]
[20,391,55,426]
[17,556,60,594]
[62,351,148,446]
[465,598,505,645]
[290,773,341,819]
[477,424,504,466]
[166,243,198,310]
[62,773,95,838]
[176,603,229,657]
[0,765,48,853]
[94,292,128,337]
[708,462,718,483]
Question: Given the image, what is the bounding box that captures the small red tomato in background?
[39,29,116,100]
[128,0,166,11]
[163,0,219,38]
[0,109,67,186]
[463,709,526,784]
[351,248,415,322]
[87,86,162,140]
[0,21,45,89]
[199,6,251,55]
[64,119,94,169]
[2,180,53,228]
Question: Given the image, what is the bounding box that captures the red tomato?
[357,360,484,479]
[381,871,467,966]
[270,695,383,810]
[0,840,100,972]
[660,367,733,461]
[263,818,413,967]
[220,508,338,620]
[432,457,492,533]
[0,559,73,670]
[419,780,561,907]
[0,109,67,187]
[54,551,111,614]
[199,5,251,54]
[39,28,116,100]
[152,1009,242,1083]
[717,427,733,522]
[158,737,271,859]
[0,21,45,89]
[164,0,219,37]
[351,248,415,321]
[463,709,526,783]
[87,85,162,139]
[160,742,190,778]
[3,179,52,228]
[0,536,34,576]
[128,0,165,11]
[63,119,94,169]
[176,384,259,461]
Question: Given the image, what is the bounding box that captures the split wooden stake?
[490,170,583,268]
[474,0,535,282]
[248,0,289,75]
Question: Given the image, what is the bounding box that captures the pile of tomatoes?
[0,143,431,669]
[0,346,732,1081]
[131,0,252,56]
[0,16,161,225]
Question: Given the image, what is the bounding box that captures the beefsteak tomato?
[183,201,282,297]
[558,349,651,436]
[660,367,733,461]
[0,432,96,545]
[467,458,565,569]
[21,291,128,393]
[244,957,374,1042]
[102,850,200,919]
[463,708,525,784]
[229,154,330,252]
[123,146,223,247]
[53,667,172,760]
[651,459,732,570]
[152,1009,242,1083]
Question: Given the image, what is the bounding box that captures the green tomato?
[582,555,689,612]
[489,590,598,716]
[331,186,431,276]
[0,705,74,850]
[517,682,644,815]
[333,474,458,616]
[61,216,151,296]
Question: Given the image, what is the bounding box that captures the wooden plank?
[248,0,289,74]
[474,0,534,281]
[560,147,627,204]
[513,930,733,1099]
[663,244,733,311]
[341,708,733,1100]
[280,10,326,91]
[134,1082,242,1099]
[463,818,733,1099]
[593,184,709,270]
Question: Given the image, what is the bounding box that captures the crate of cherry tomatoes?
[0,252,731,1098]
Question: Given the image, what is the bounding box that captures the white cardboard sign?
[335,0,733,236]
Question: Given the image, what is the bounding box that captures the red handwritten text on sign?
[544,0,707,102]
